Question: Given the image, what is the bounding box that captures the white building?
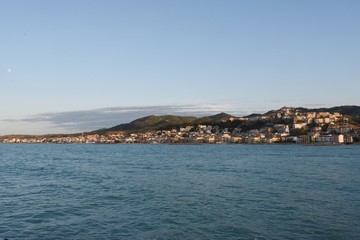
[315,134,344,144]
[333,134,344,144]
[293,122,307,129]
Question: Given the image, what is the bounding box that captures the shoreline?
[1,142,358,146]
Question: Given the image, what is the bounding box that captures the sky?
[1,0,359,135]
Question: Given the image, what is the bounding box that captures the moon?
[7,69,11,73]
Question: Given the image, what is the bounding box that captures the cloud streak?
[3,104,251,133]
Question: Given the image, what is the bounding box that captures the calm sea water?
[0,144,359,240]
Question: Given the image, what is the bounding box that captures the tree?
[290,128,308,136]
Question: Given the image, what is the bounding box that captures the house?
[315,135,333,143]
[274,124,289,133]
[307,112,316,118]
[206,135,216,144]
[297,135,311,144]
[230,136,242,143]
[314,118,324,124]
[221,133,232,143]
[293,122,307,129]
[328,125,352,134]
[317,112,331,118]
[333,134,344,144]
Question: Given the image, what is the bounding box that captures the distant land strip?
[1,105,360,144]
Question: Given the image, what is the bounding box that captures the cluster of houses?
[1,107,358,144]
[246,107,356,144]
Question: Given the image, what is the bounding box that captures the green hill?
[99,115,197,133]
[93,106,360,134]
[193,112,234,124]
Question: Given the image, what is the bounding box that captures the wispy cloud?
[2,104,251,133]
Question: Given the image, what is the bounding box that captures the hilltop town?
[1,106,359,145]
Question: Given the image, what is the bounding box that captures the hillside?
[93,105,360,134]
[95,112,238,133]
[193,112,234,124]
[315,106,360,116]
[96,115,197,133]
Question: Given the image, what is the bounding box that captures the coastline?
[1,141,358,146]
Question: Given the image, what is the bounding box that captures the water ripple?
[0,144,359,239]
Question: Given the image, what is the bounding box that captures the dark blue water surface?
[0,144,359,240]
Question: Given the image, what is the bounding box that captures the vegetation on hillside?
[94,105,360,134]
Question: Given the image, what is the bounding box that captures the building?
[315,135,333,144]
[293,122,307,129]
[333,134,344,144]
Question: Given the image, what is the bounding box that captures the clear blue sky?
[1,0,359,134]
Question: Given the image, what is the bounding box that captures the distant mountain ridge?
[94,105,360,134]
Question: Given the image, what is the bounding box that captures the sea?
[0,144,359,240]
